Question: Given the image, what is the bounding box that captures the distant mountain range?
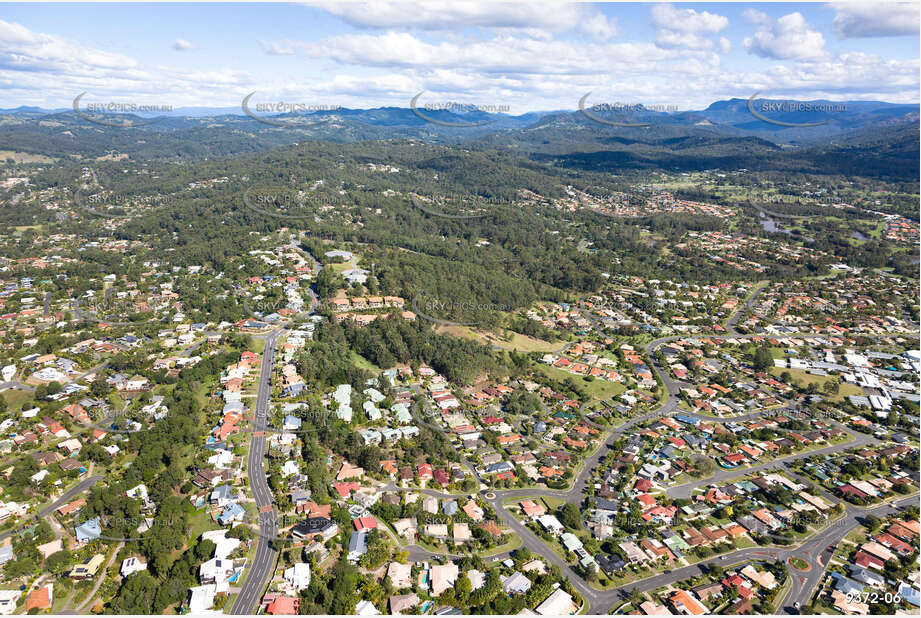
[1,96,916,139]
[0,97,916,179]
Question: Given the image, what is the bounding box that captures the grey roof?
[349,530,368,556]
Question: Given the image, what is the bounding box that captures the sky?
[1,2,918,113]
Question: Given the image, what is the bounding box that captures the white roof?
[188,584,218,613]
[283,562,311,590]
[201,529,241,560]
[355,600,380,615]
[537,514,563,530]
[536,588,574,616]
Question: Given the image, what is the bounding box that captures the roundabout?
[787,557,811,572]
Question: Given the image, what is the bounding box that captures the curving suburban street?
[228,277,918,617]
[228,327,282,615]
[230,245,321,615]
[438,328,917,613]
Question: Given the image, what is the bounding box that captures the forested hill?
[0,99,916,181]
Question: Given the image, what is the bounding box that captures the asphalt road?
[0,475,102,542]
[230,245,320,614]
[606,494,919,612]
[724,282,767,335]
[665,424,879,500]
[0,381,34,391]
[777,494,920,613]
[457,330,918,613]
[228,329,282,615]
[224,305,915,615]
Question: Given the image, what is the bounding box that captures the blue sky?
[1,2,918,112]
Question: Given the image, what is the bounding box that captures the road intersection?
[228,328,282,615]
[231,244,320,614]
[229,293,918,616]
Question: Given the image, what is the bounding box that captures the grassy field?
[1,388,33,410]
[487,331,560,353]
[477,533,522,557]
[502,495,566,512]
[789,557,810,570]
[187,509,222,543]
[350,351,381,372]
[250,337,266,354]
[192,381,213,410]
[0,150,55,163]
[328,257,359,273]
[541,496,566,511]
[436,324,560,353]
[535,364,627,401]
[770,368,862,402]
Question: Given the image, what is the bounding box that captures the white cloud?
[259,39,298,56]
[744,12,827,61]
[579,12,618,41]
[739,52,919,101]
[0,8,917,113]
[0,19,259,108]
[0,18,138,73]
[172,38,196,51]
[651,4,729,34]
[264,31,673,75]
[306,1,617,41]
[741,9,770,25]
[831,2,920,38]
[656,30,714,50]
[651,4,728,50]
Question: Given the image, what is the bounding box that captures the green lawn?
[789,557,809,570]
[1,388,33,410]
[536,364,626,401]
[436,324,560,353]
[770,368,862,402]
[477,534,522,557]
[349,351,381,372]
[187,509,222,543]
[329,258,359,274]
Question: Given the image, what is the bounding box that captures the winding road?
[421,328,918,613]
[224,257,918,618]
[0,475,103,543]
[230,242,320,615]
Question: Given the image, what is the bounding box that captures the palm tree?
[628,587,644,605]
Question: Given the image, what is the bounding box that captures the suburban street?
[665,424,879,500]
[230,244,320,614]
[222,287,918,617]
[0,475,103,543]
[228,328,282,615]
[453,329,917,613]
[724,281,767,334]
